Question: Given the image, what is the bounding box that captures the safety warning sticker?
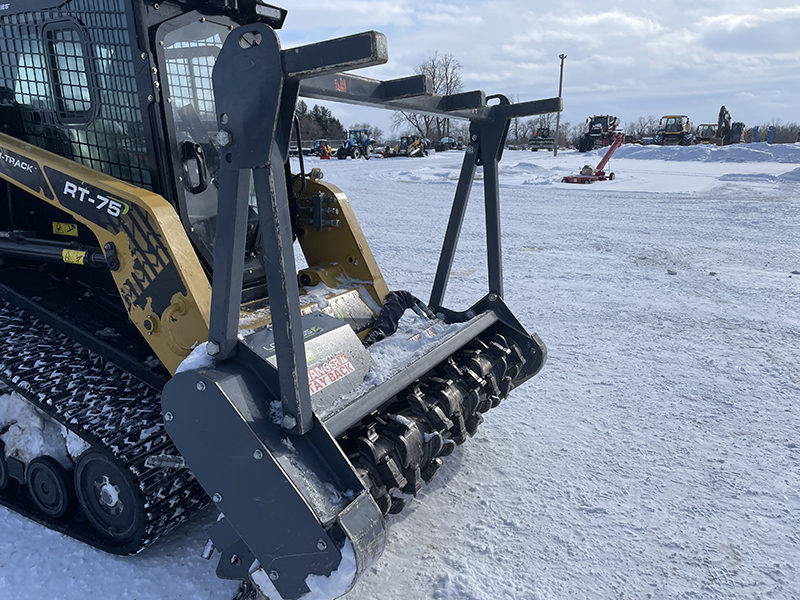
[52,221,79,237]
[308,353,355,394]
[62,249,86,265]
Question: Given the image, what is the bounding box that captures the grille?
[0,0,153,190]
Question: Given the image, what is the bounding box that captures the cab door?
[155,12,263,284]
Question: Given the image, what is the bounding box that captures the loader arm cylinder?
[0,133,212,375]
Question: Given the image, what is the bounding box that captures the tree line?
[295,54,800,148]
[294,100,346,142]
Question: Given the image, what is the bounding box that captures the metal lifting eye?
[239,31,261,48]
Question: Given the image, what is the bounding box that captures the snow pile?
[395,167,460,184]
[0,393,72,467]
[607,141,800,163]
[778,166,800,181]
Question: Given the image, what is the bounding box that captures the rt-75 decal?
[62,180,130,217]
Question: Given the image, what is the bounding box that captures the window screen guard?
[42,20,97,125]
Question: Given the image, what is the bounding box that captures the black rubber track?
[0,300,209,555]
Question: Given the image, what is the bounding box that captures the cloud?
[279,0,800,135]
[280,1,415,30]
[697,14,800,54]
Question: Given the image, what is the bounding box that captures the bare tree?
[508,95,524,146]
[645,115,659,137]
[392,52,463,140]
[624,116,648,139]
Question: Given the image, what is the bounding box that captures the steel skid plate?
[162,358,385,600]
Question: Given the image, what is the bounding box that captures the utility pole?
[554,53,566,157]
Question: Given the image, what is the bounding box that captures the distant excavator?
[711,105,745,145]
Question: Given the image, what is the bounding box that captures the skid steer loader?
[0,2,553,598]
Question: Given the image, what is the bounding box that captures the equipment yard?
[2,143,798,600]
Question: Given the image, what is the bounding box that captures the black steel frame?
[208,23,561,435]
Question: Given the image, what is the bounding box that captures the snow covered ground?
[2,143,798,600]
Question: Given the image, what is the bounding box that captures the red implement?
[562,132,624,183]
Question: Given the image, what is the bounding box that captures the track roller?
[74,450,147,544]
[26,456,74,519]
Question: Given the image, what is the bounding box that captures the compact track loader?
[0,2,551,598]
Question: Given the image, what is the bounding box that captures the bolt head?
[466,310,476,319]
[282,414,297,430]
[269,570,279,581]
[217,130,232,147]
[164,411,174,422]
[317,539,327,551]
[488,293,498,302]
[206,341,220,356]
[466,145,475,154]
[472,134,478,141]
[253,449,263,460]
[212,493,222,503]
[196,381,206,391]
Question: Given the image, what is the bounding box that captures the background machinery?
[710,106,746,145]
[528,127,555,152]
[394,134,427,157]
[310,139,332,158]
[562,132,624,184]
[695,123,717,144]
[654,115,694,145]
[749,125,776,144]
[336,128,375,159]
[727,122,746,144]
[0,2,552,599]
[578,115,619,152]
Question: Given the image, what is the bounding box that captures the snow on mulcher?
[0,2,550,599]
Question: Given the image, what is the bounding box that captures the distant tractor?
[337,128,375,159]
[310,139,331,156]
[435,137,458,151]
[528,127,555,151]
[654,115,693,146]
[749,125,775,144]
[578,115,619,152]
[695,124,717,144]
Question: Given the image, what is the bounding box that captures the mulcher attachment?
[346,333,525,515]
[162,17,550,600]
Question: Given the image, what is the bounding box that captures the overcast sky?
[273,0,800,137]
